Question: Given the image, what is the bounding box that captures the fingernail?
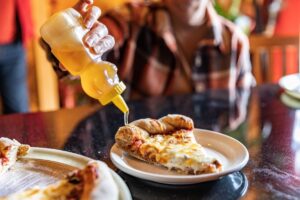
[93,46,102,54]
[94,42,105,54]
[85,19,93,29]
[86,36,95,46]
[86,34,100,46]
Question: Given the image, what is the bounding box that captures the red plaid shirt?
[102,2,254,99]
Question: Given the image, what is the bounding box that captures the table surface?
[1,84,300,200]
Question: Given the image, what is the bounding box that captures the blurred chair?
[249,35,299,84]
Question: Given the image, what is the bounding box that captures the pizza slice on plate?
[115,114,222,175]
[0,161,119,200]
[0,137,30,176]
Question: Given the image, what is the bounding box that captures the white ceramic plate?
[279,73,300,99]
[110,128,249,185]
[0,147,132,200]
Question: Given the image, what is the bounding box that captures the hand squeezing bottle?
[40,8,129,116]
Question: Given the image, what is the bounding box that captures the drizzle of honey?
[124,111,129,125]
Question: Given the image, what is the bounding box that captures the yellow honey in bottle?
[52,49,91,75]
[81,61,128,113]
[40,8,129,114]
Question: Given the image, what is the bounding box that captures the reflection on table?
[0,84,299,199]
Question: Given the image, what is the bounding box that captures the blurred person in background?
[98,0,255,100]
[101,0,253,131]
[0,0,34,114]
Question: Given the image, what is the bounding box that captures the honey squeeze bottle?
[40,8,129,124]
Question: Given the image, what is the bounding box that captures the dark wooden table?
[1,84,299,200]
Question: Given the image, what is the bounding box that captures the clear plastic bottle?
[40,8,129,114]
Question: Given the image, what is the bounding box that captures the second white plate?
[110,128,249,185]
[279,73,300,99]
[0,147,132,200]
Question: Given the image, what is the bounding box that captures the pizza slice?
[0,137,30,176]
[115,114,222,175]
[0,161,119,200]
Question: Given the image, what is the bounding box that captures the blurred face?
[163,0,209,26]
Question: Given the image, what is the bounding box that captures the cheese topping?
[139,131,221,174]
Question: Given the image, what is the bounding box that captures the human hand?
[74,0,115,56]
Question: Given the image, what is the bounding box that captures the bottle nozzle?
[112,95,129,113]
[97,82,128,113]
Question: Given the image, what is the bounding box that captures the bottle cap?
[98,82,129,113]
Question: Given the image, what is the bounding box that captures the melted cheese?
[139,131,221,174]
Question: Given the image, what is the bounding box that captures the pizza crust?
[0,161,119,200]
[0,138,119,200]
[131,114,194,135]
[0,137,30,176]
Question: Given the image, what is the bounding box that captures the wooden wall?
[28,0,59,112]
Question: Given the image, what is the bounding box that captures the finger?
[84,6,101,29]
[84,22,108,47]
[92,35,115,55]
[73,0,93,14]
